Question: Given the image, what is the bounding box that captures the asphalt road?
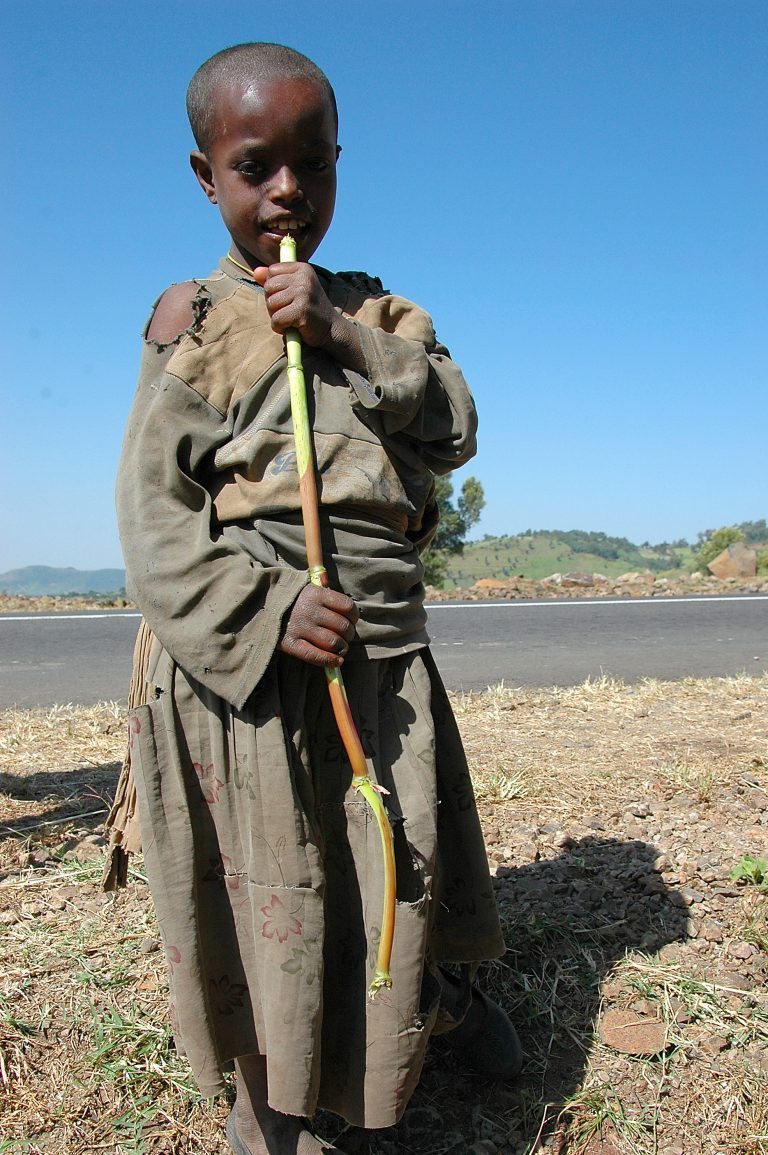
[428,594,767,691]
[0,596,765,708]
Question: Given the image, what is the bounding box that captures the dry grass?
[454,673,767,813]
[1,677,767,1154]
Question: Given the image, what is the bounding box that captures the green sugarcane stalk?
[280,235,396,995]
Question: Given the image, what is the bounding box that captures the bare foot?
[229,1055,337,1154]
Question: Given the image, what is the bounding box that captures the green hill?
[5,522,764,595]
[442,530,693,588]
[0,566,126,596]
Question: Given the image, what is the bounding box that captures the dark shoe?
[437,968,523,1079]
[335,1124,371,1154]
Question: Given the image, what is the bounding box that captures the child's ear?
[190,151,217,204]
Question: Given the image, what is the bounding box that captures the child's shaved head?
[187,42,338,154]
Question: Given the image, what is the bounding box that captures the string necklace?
[226,252,257,278]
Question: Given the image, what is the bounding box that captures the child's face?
[191,74,339,268]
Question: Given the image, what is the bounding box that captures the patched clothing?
[118,261,477,703]
[114,261,503,1127]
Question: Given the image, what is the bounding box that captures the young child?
[116,42,519,1154]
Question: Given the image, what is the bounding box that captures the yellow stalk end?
[279,234,297,263]
[353,774,397,996]
[369,971,394,997]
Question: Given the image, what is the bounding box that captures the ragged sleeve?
[116,339,307,711]
[341,289,478,475]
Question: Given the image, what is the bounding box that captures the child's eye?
[304,159,331,173]
[236,162,265,179]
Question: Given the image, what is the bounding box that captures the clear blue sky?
[2,0,766,571]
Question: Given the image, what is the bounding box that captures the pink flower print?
[193,761,224,804]
[260,894,303,943]
[127,715,141,749]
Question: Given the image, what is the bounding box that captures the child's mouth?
[261,218,309,239]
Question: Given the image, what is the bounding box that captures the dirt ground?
[1,674,767,1154]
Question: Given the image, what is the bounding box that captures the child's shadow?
[369,835,689,1154]
[0,762,119,843]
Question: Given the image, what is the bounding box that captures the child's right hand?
[279,584,359,666]
[252,261,367,375]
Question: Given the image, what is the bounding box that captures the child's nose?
[271,165,303,203]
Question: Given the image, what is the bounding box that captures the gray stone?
[720,972,752,991]
[728,941,757,960]
[70,837,106,862]
[584,817,606,831]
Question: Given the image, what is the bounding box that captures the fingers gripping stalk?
[279,235,396,995]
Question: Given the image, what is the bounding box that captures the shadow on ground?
[0,764,691,1153]
[333,836,688,1154]
[0,761,120,844]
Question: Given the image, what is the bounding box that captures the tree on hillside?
[422,475,485,587]
[692,526,745,573]
[737,519,767,544]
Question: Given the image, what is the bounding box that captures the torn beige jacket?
[116,261,477,710]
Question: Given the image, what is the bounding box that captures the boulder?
[615,570,655,585]
[561,572,594,587]
[707,542,757,579]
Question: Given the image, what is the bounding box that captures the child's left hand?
[253,262,366,373]
[279,583,359,666]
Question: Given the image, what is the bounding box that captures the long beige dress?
[113,262,504,1128]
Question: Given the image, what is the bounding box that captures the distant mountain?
[0,566,126,596]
